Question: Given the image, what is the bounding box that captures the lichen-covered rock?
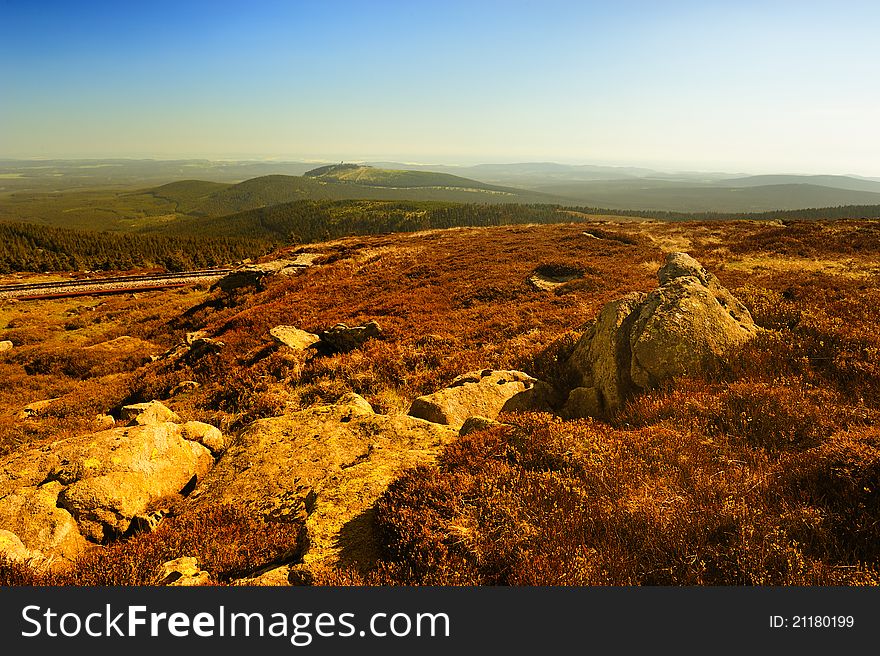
[565,252,758,418]
[0,421,214,548]
[121,400,182,426]
[270,326,320,350]
[629,277,757,390]
[0,482,88,563]
[180,421,226,455]
[53,424,213,541]
[408,369,553,428]
[567,293,646,415]
[187,394,457,573]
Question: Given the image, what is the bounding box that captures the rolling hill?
[528,180,880,213]
[303,163,523,192]
[140,168,565,216]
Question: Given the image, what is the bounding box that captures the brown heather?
[1,219,880,585]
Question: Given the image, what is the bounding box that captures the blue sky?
[2,0,879,175]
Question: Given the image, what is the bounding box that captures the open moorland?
[1,215,879,585]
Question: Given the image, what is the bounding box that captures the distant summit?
[303,163,362,178]
[301,163,521,192]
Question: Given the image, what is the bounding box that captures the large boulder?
[0,340,13,353]
[564,252,758,418]
[566,293,646,416]
[0,482,88,564]
[408,369,553,428]
[0,421,215,549]
[187,394,457,573]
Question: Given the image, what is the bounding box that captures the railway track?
[0,269,236,300]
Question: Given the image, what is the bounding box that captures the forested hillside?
[158,200,567,242]
[0,222,270,273]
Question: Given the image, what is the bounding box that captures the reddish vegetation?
[2,219,880,585]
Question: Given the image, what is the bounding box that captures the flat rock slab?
[270,326,320,350]
[187,395,457,573]
[408,369,552,428]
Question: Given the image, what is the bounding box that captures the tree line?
[0,222,272,274]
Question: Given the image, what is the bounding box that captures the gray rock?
[565,252,758,418]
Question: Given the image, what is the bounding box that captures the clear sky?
[2,0,879,175]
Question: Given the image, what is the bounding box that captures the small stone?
[92,414,116,431]
[157,556,211,586]
[170,380,200,396]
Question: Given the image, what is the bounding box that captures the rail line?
[0,269,235,300]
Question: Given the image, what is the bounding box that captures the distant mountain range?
[3,158,880,214]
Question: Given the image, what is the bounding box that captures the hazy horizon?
[3,1,879,177]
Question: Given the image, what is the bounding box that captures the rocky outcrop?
[564,252,758,418]
[0,482,88,564]
[188,394,457,574]
[408,369,554,428]
[214,257,315,294]
[319,321,382,353]
[0,419,218,555]
[270,326,320,351]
